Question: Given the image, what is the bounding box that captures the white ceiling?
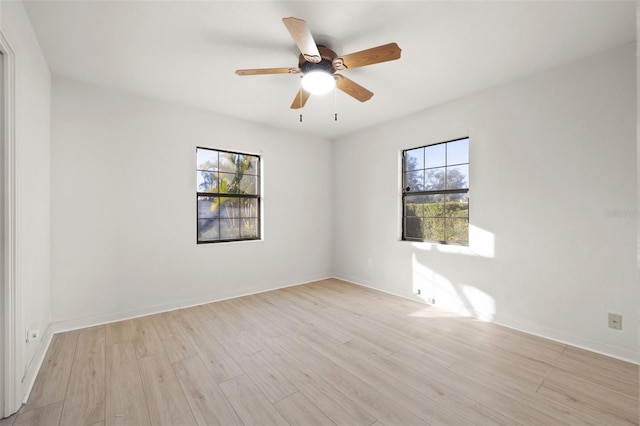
[23,1,636,139]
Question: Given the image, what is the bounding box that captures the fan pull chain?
[334,84,338,121]
[299,78,303,123]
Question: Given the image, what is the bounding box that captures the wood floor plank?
[258,290,355,344]
[60,327,106,426]
[13,402,63,426]
[236,350,298,404]
[448,358,543,393]
[218,374,289,426]
[261,341,376,426]
[74,326,106,360]
[188,304,219,323]
[202,317,261,359]
[105,341,151,426]
[150,312,198,363]
[271,335,428,426]
[299,332,476,426]
[388,344,566,425]
[173,309,244,383]
[538,368,639,425]
[24,330,80,411]
[447,359,606,425]
[239,293,309,337]
[105,321,133,346]
[298,301,410,355]
[407,319,555,378]
[555,345,639,397]
[138,352,197,426]
[132,316,164,359]
[173,356,243,426]
[274,392,336,426]
[225,297,289,340]
[205,300,249,333]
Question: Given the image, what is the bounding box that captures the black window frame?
[401,137,469,245]
[196,146,261,244]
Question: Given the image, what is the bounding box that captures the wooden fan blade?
[290,88,311,109]
[335,74,373,102]
[336,42,401,70]
[236,67,300,76]
[282,17,321,63]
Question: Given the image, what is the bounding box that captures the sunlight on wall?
[411,225,495,258]
[461,285,495,321]
[468,224,495,258]
[411,256,437,299]
[411,253,468,312]
[411,251,496,321]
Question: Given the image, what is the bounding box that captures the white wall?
[333,43,637,362]
[0,0,52,410]
[50,77,332,328]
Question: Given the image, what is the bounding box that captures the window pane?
[445,218,469,244]
[404,217,424,239]
[197,149,218,171]
[198,219,219,242]
[424,194,444,217]
[239,174,258,194]
[425,144,446,168]
[218,172,234,193]
[405,148,424,171]
[241,198,258,218]
[404,195,425,217]
[445,194,469,218]
[220,219,240,240]
[246,156,259,175]
[447,138,469,165]
[219,152,238,174]
[404,171,424,192]
[425,167,446,190]
[197,171,217,192]
[241,218,259,238]
[446,165,469,190]
[219,198,240,218]
[197,196,218,219]
[423,218,445,241]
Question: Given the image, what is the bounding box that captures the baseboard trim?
[332,274,639,365]
[49,275,332,336]
[21,324,55,404]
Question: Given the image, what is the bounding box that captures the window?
[402,137,469,244]
[196,147,260,243]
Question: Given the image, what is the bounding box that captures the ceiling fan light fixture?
[301,71,336,95]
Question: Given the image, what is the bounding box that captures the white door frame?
[0,28,20,418]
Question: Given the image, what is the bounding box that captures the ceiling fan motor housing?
[299,46,338,75]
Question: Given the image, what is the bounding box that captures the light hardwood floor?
[2,279,638,425]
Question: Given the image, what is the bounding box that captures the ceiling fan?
[235,17,402,109]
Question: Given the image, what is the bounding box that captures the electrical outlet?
[608,313,622,330]
[416,289,421,295]
[427,298,436,304]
